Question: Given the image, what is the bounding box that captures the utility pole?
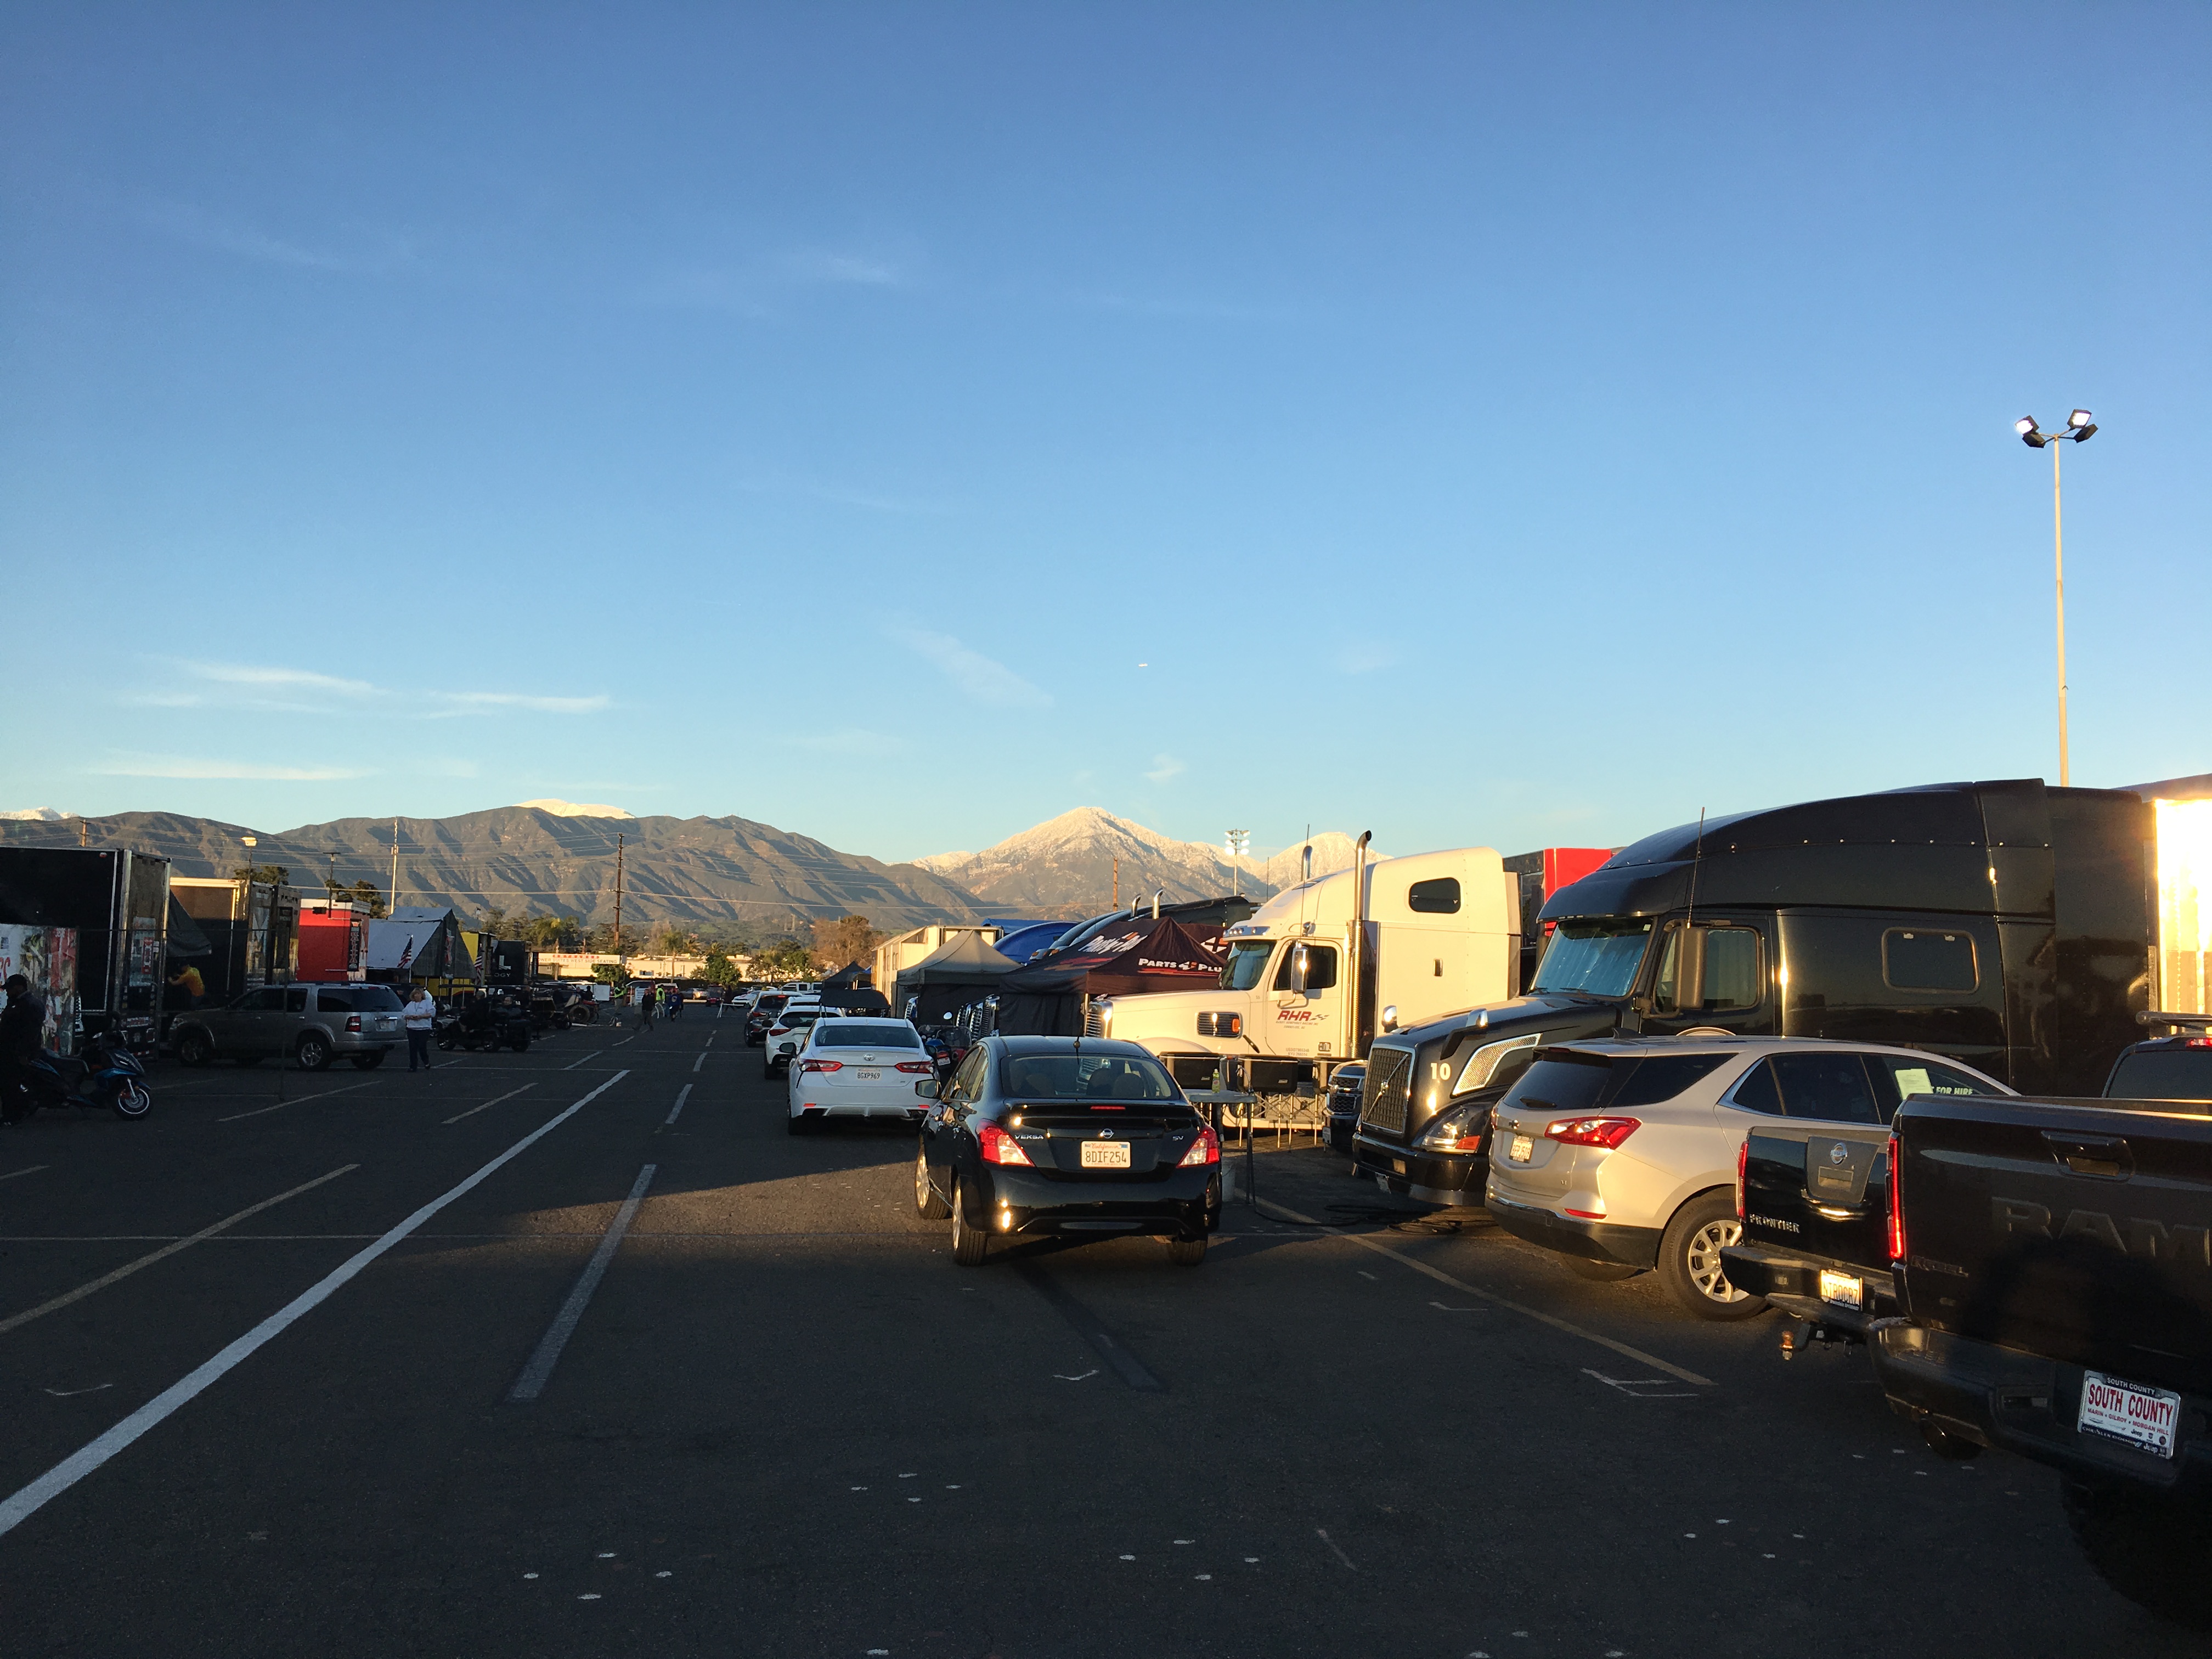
[389,817,401,909]
[1226,829,1250,896]
[613,832,625,962]
[1112,855,1119,908]
[78,816,88,848]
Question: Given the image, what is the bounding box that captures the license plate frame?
[1080,1140,1132,1169]
[1817,1269,1863,1310]
[2078,1370,2182,1459]
[1509,1133,1534,1163]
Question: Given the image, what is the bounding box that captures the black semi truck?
[1355,776,2187,1207]
[0,845,172,1053]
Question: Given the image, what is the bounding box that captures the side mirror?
[1381,1004,1399,1032]
[915,1080,940,1100]
[776,1042,797,1056]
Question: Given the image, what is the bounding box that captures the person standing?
[636,982,655,1030]
[402,985,437,1071]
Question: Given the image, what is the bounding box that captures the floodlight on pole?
[2012,409,2098,788]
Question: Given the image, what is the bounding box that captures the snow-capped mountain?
[916,809,1380,917]
[0,807,69,821]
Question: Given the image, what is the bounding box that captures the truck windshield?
[1221,943,1274,991]
[1532,919,1654,997]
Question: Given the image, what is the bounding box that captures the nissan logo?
[1828,1142,1849,1166]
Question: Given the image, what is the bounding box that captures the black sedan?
[914,1035,1221,1267]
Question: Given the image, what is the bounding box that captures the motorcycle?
[3,1030,153,1122]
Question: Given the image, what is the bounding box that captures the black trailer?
[0,846,172,1053]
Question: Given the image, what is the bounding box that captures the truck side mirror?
[1288,943,1311,992]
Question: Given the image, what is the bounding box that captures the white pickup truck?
[1091,840,1522,1079]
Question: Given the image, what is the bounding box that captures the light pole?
[1225,829,1250,896]
[2015,409,2097,786]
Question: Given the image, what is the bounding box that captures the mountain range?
[915,809,1379,918]
[0,802,1376,930]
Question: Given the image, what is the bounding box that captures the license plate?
[856,1068,882,1081]
[1818,1269,1863,1310]
[1509,1134,1534,1163]
[1081,1140,1132,1169]
[2078,1370,2182,1459]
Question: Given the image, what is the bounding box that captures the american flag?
[397,935,416,970]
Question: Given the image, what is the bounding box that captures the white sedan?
[786,1016,936,1134]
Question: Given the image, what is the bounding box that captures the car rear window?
[815,1022,920,1048]
[780,1009,822,1027]
[319,986,401,1013]
[1502,1051,1733,1115]
[1000,1053,1178,1102]
[2107,1048,2212,1103]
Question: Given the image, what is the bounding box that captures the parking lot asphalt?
[0,1014,2192,1658]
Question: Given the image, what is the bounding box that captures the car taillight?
[1179,1125,1222,1167]
[1736,1135,1748,1220]
[799,1059,842,1074]
[345,1016,362,1033]
[978,1122,1032,1166]
[1886,1132,1905,1263]
[1544,1116,1640,1149]
[895,1061,934,1074]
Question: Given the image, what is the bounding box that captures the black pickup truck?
[1869,1084,2212,1630]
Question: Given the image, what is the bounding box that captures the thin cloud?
[142,202,413,274]
[781,249,903,286]
[890,628,1052,709]
[1335,639,1399,675]
[1146,754,1188,785]
[428,692,612,716]
[91,754,368,781]
[184,662,380,696]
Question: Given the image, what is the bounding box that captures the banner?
[0,925,81,1051]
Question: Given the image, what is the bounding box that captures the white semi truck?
[1090,836,1525,1081]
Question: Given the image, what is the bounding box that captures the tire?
[1563,1256,1644,1282]
[177,1030,215,1068]
[110,1081,153,1120]
[2063,1481,2212,1631]
[950,1176,989,1266]
[295,1033,333,1073]
[1655,1190,1767,1319]
[1166,1236,1207,1267]
[915,1145,951,1218]
[350,1051,386,1071]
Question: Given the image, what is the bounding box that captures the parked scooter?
[3,1029,152,1122]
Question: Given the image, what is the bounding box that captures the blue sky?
[4,3,2206,865]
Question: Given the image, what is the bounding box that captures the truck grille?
[1083,1006,1106,1038]
[1359,1047,1414,1136]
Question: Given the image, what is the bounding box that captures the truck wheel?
[1656,1190,1767,1319]
[2063,1481,2212,1632]
[914,1146,951,1218]
[295,1032,333,1073]
[1563,1257,1644,1283]
[950,1177,990,1266]
[177,1030,214,1068]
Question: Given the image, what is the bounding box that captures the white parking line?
[663,1085,692,1127]
[506,1162,657,1402]
[0,1070,629,1538]
[442,1083,540,1126]
[215,1079,385,1123]
[0,1166,49,1183]
[562,1051,603,1071]
[690,1052,704,1073]
[1257,1197,1716,1389]
[0,1166,359,1335]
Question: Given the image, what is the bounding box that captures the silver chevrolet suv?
[172,983,407,1071]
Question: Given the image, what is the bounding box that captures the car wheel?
[950,1176,989,1266]
[1166,1235,1207,1267]
[177,1030,214,1068]
[915,1145,951,1218]
[1562,1256,1644,1282]
[295,1033,333,1073]
[350,1051,386,1071]
[2064,1481,2212,1631]
[1655,1190,1767,1319]
[111,1081,153,1120]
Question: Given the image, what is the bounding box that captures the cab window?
[1882,929,1978,993]
[1650,925,1762,1015]
[1274,944,1338,992]
[1221,944,1274,991]
[1407,877,1460,914]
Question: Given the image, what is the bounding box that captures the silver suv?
[1484,1035,2007,1318]
[172,984,406,1072]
